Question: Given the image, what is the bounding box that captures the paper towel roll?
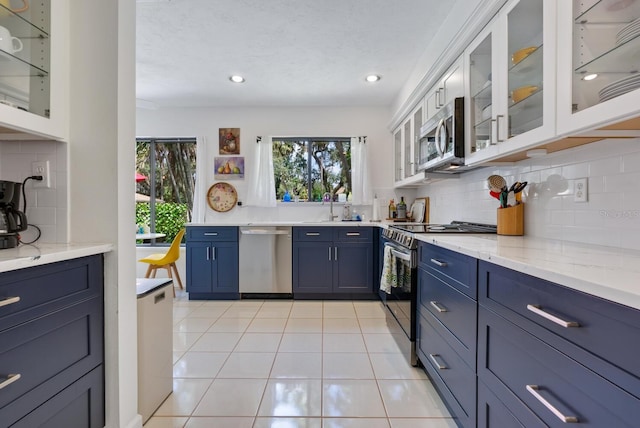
[372,195,380,221]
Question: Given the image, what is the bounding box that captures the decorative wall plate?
[206,182,238,212]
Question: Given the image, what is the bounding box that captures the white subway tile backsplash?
[0,140,67,244]
[419,138,640,250]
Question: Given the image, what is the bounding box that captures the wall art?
[214,156,244,180]
[219,128,240,154]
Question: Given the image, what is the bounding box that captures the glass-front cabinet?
[465,0,556,165]
[557,0,640,135]
[393,101,425,187]
[0,1,67,140]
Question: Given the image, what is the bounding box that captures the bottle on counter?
[388,199,396,219]
[397,196,407,219]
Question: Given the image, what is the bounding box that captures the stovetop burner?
[392,221,497,234]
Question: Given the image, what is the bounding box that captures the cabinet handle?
[430,301,448,313]
[306,232,320,236]
[439,88,445,107]
[154,292,166,304]
[206,247,210,261]
[526,385,578,423]
[0,374,21,390]
[204,232,218,236]
[526,305,579,328]
[430,258,447,267]
[0,296,20,308]
[428,354,447,370]
[334,247,338,260]
[346,232,360,236]
[328,247,332,261]
[211,247,216,261]
[496,114,505,142]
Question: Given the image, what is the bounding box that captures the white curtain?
[351,136,372,205]
[247,136,277,207]
[191,136,208,222]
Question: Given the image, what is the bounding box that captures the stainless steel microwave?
[417,97,465,173]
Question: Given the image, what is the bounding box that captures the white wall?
[136,106,410,222]
[0,140,68,243]
[419,138,640,250]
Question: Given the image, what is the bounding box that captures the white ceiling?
[136,0,459,108]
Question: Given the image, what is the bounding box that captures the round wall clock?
[206,182,238,212]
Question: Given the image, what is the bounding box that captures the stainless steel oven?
[380,229,418,366]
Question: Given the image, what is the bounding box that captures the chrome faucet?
[324,192,338,221]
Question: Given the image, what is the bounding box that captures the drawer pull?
[430,301,448,313]
[204,232,218,236]
[346,232,361,236]
[0,296,20,308]
[0,373,21,390]
[527,305,579,328]
[428,354,448,370]
[306,232,320,236]
[430,258,447,267]
[526,385,578,423]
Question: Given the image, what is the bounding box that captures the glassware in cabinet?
[0,2,50,119]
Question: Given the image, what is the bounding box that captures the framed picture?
[219,128,240,154]
[214,156,244,180]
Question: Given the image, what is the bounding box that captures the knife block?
[497,203,524,236]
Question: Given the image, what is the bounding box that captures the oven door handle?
[385,244,412,262]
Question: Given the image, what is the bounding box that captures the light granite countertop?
[0,243,113,273]
[415,234,640,311]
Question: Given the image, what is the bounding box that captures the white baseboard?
[120,414,143,428]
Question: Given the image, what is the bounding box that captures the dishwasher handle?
[240,228,290,235]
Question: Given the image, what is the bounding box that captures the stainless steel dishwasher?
[239,226,292,297]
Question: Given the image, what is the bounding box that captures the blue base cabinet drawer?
[418,243,477,299]
[479,261,640,395]
[418,267,477,370]
[478,307,640,427]
[477,380,542,428]
[8,365,104,428]
[417,311,475,428]
[187,226,238,242]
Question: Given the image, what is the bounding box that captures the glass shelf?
[575,0,640,24]
[508,45,543,91]
[472,82,492,102]
[509,88,544,136]
[575,33,640,73]
[0,50,49,77]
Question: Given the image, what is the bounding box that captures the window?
[272,138,351,202]
[136,138,196,245]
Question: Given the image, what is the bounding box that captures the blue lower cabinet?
[186,227,239,300]
[477,379,540,428]
[417,311,476,428]
[478,307,640,427]
[0,255,104,428]
[292,227,374,298]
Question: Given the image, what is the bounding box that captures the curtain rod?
[256,136,367,143]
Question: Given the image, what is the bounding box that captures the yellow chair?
[138,228,185,296]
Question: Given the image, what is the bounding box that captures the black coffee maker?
[0,181,28,249]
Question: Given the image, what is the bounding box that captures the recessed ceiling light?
[229,75,245,83]
[583,73,598,81]
[365,75,381,83]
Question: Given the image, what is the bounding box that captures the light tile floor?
[144,291,456,428]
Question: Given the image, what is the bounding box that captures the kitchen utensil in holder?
[497,203,524,236]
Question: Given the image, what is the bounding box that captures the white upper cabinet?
[0,1,68,140]
[557,0,640,135]
[465,0,556,165]
[394,100,425,187]
[426,57,464,123]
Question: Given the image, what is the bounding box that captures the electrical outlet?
[574,178,588,203]
[32,160,51,188]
